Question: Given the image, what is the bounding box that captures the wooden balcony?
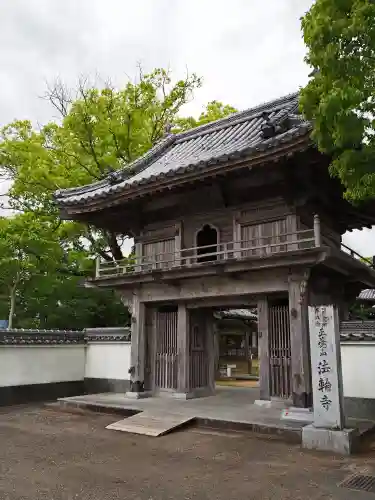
[96,227,321,279]
[94,213,373,281]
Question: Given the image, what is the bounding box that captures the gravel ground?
[1,404,375,500]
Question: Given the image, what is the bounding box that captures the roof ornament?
[104,166,122,185]
[163,121,173,137]
[260,111,277,139]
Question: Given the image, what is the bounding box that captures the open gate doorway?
[152,306,178,394]
[268,299,291,399]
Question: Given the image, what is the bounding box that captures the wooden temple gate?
[268,304,291,399]
[146,302,292,400]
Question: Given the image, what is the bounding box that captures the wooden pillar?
[205,310,216,393]
[257,296,270,400]
[288,273,312,408]
[130,294,146,392]
[177,303,190,394]
[245,331,251,375]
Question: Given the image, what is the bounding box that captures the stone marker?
[309,304,344,429]
[302,305,356,455]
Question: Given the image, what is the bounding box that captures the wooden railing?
[96,226,318,279]
[340,242,375,269]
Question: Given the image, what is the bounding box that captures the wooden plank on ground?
[106,411,195,437]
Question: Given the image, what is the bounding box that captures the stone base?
[125,391,153,400]
[281,407,314,423]
[173,387,215,400]
[254,398,290,410]
[302,424,356,455]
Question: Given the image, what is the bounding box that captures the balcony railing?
[340,242,375,269]
[95,227,319,279]
[94,212,374,279]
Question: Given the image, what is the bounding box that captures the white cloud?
[0,0,373,256]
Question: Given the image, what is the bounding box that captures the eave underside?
[60,147,375,236]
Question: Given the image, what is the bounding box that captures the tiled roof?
[215,309,258,321]
[54,92,310,207]
[358,289,375,302]
[340,321,375,342]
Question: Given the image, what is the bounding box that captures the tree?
[0,213,130,329]
[174,100,237,132]
[0,67,237,328]
[300,0,375,202]
[0,68,237,261]
[0,213,62,328]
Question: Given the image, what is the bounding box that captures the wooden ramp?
[106,411,195,437]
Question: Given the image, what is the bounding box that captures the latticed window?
[240,219,287,256]
[142,239,176,270]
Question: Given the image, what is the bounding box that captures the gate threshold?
[106,411,195,437]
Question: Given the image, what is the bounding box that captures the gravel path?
[1,404,375,500]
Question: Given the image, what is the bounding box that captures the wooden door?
[189,316,208,389]
[268,304,291,399]
[154,309,178,391]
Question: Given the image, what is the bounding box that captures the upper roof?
[54,92,310,209]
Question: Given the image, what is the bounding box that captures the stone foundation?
[302,425,356,455]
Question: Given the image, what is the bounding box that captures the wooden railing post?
[134,243,142,272]
[313,214,321,247]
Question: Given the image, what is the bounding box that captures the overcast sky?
[0,0,373,256]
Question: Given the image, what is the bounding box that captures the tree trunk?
[8,284,17,330]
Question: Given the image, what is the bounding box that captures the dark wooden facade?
[55,93,375,407]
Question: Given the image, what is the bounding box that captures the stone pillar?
[288,273,312,408]
[177,303,190,396]
[257,296,270,401]
[127,294,147,397]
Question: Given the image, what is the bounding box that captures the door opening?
[196,224,218,263]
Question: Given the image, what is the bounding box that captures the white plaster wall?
[0,346,85,387]
[341,343,375,399]
[85,342,131,381]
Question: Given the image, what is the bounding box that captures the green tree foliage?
[175,100,237,132]
[0,68,236,328]
[0,212,130,329]
[0,213,62,328]
[300,0,375,202]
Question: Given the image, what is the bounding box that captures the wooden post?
[288,273,312,408]
[205,310,216,394]
[177,303,190,395]
[245,331,252,375]
[174,222,182,267]
[314,214,321,247]
[233,214,241,259]
[130,295,146,392]
[257,296,270,400]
